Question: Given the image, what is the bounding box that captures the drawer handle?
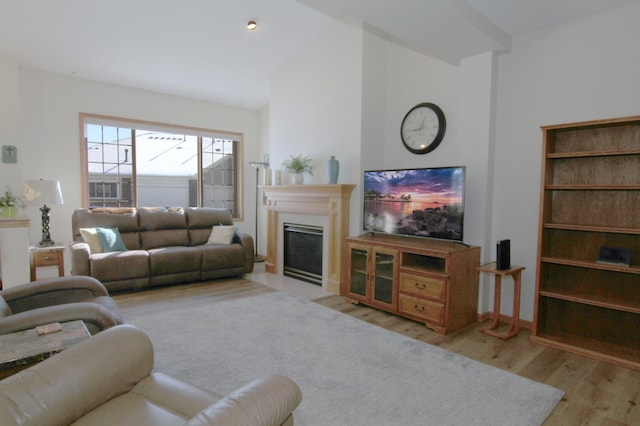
[44,256,51,260]
[414,282,426,290]
[414,304,425,313]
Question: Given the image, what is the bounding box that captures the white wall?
[0,56,21,192]
[267,19,497,312]
[269,20,364,243]
[267,2,640,322]
[9,66,260,276]
[458,51,498,312]
[270,21,363,189]
[359,31,497,270]
[380,44,461,170]
[269,20,499,311]
[376,39,497,270]
[358,30,387,233]
[492,2,640,321]
[5,1,639,319]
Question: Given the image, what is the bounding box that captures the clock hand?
[409,119,426,132]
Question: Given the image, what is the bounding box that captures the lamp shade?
[23,180,64,206]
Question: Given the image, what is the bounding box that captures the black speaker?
[496,239,511,270]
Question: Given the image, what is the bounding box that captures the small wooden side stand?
[477,262,525,339]
[29,245,65,281]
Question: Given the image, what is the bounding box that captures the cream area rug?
[126,290,563,426]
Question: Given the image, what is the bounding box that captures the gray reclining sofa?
[70,207,254,292]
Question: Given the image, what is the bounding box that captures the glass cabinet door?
[372,250,396,307]
[349,247,369,297]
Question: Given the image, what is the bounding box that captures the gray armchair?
[0,275,123,335]
[0,324,302,426]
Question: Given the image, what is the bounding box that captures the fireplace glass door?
[283,223,323,286]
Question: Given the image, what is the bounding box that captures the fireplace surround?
[261,184,355,294]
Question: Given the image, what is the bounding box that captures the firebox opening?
[283,223,323,286]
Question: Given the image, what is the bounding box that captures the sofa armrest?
[69,241,92,276]
[1,276,109,313]
[0,302,121,335]
[187,374,302,426]
[234,231,255,273]
[0,325,153,426]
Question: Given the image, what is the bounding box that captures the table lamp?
[23,179,64,247]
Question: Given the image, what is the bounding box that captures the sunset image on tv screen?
[363,167,464,241]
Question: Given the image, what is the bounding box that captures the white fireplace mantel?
[260,184,355,294]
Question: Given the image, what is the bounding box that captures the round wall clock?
[400,102,446,154]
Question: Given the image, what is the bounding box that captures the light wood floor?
[113,278,640,426]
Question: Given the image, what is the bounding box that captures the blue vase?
[327,156,339,184]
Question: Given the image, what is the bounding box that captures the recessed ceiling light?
[247,20,257,30]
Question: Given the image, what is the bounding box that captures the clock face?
[400,103,446,154]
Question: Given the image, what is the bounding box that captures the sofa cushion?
[72,208,141,250]
[206,225,236,245]
[90,250,150,283]
[142,229,189,250]
[96,227,127,252]
[148,247,202,276]
[200,244,246,272]
[138,208,189,249]
[148,247,202,286]
[185,207,234,246]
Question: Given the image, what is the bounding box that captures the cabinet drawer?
[398,294,443,324]
[399,273,445,301]
[33,251,59,267]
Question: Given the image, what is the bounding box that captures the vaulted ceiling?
[0,0,636,109]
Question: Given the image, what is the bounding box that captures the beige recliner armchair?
[0,324,302,426]
[0,275,123,335]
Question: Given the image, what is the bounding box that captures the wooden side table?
[477,262,525,339]
[30,245,65,281]
[0,320,90,379]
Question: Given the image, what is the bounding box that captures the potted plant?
[0,188,18,218]
[282,155,313,184]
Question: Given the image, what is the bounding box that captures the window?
[80,114,243,219]
[89,182,119,199]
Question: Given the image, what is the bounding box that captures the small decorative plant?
[0,188,19,218]
[0,188,17,207]
[282,155,313,176]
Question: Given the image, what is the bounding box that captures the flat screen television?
[363,166,465,242]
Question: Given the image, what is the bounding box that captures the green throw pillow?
[96,227,127,252]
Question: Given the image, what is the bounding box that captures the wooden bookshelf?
[532,116,640,370]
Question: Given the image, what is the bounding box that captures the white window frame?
[79,113,245,220]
